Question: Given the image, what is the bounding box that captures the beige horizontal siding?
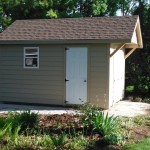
[1,93,62,100]
[1,61,63,67]
[1,56,63,62]
[1,70,63,76]
[1,66,63,71]
[1,79,63,85]
[1,75,63,80]
[1,84,62,90]
[89,44,108,107]
[90,67,107,72]
[90,72,106,77]
[1,88,63,95]
[1,97,63,105]
[0,44,65,105]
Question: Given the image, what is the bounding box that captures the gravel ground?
[0,100,150,117]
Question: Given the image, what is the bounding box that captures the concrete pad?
[104,100,150,117]
[0,101,150,117]
[0,102,75,115]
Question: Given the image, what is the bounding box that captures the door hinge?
[65,100,68,103]
[65,79,69,82]
[65,47,69,51]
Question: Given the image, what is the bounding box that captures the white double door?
[66,47,87,104]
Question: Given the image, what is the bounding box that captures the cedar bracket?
[125,48,136,59]
[110,43,125,58]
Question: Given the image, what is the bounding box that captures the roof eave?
[0,39,131,45]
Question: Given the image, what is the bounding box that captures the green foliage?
[39,134,52,147]
[0,117,5,128]
[13,135,33,149]
[123,135,150,150]
[92,112,119,136]
[126,86,134,92]
[103,133,123,145]
[133,115,148,126]
[0,117,21,141]
[8,110,39,134]
[75,102,119,137]
[125,1,150,98]
[121,118,134,130]
[50,132,66,149]
[0,0,108,32]
[65,135,91,149]
[75,101,102,131]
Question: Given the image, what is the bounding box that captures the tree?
[78,0,107,17]
[125,1,150,97]
[0,0,108,32]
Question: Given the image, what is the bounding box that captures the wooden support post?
[110,43,125,58]
[125,48,136,59]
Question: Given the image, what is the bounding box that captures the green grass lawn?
[123,135,150,150]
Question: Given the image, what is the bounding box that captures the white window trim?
[23,47,39,68]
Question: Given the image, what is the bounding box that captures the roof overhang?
[0,39,132,45]
[110,16,143,59]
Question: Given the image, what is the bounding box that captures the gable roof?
[0,15,142,47]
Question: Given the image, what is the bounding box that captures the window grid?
[23,47,39,68]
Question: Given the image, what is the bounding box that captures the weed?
[133,116,146,126]
[121,118,134,130]
[92,112,119,136]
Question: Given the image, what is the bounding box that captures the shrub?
[8,110,39,134]
[103,133,123,145]
[75,102,102,130]
[92,112,119,136]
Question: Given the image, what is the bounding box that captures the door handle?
[84,80,86,82]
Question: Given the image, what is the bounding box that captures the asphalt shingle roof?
[0,16,138,41]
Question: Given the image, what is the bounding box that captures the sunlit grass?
[123,135,150,150]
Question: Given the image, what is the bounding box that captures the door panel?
[66,47,87,104]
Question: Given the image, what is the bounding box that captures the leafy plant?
[121,118,134,130]
[65,134,90,149]
[9,110,39,134]
[39,134,52,147]
[103,133,123,145]
[133,116,146,126]
[50,133,66,149]
[0,117,21,141]
[13,135,33,149]
[75,101,102,131]
[92,112,119,136]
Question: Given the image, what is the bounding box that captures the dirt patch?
[38,114,150,150]
[0,113,150,150]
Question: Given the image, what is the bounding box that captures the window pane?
[25,49,38,57]
[25,58,37,67]
[24,47,39,68]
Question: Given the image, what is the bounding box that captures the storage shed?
[0,16,143,109]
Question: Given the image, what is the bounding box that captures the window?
[24,47,39,68]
